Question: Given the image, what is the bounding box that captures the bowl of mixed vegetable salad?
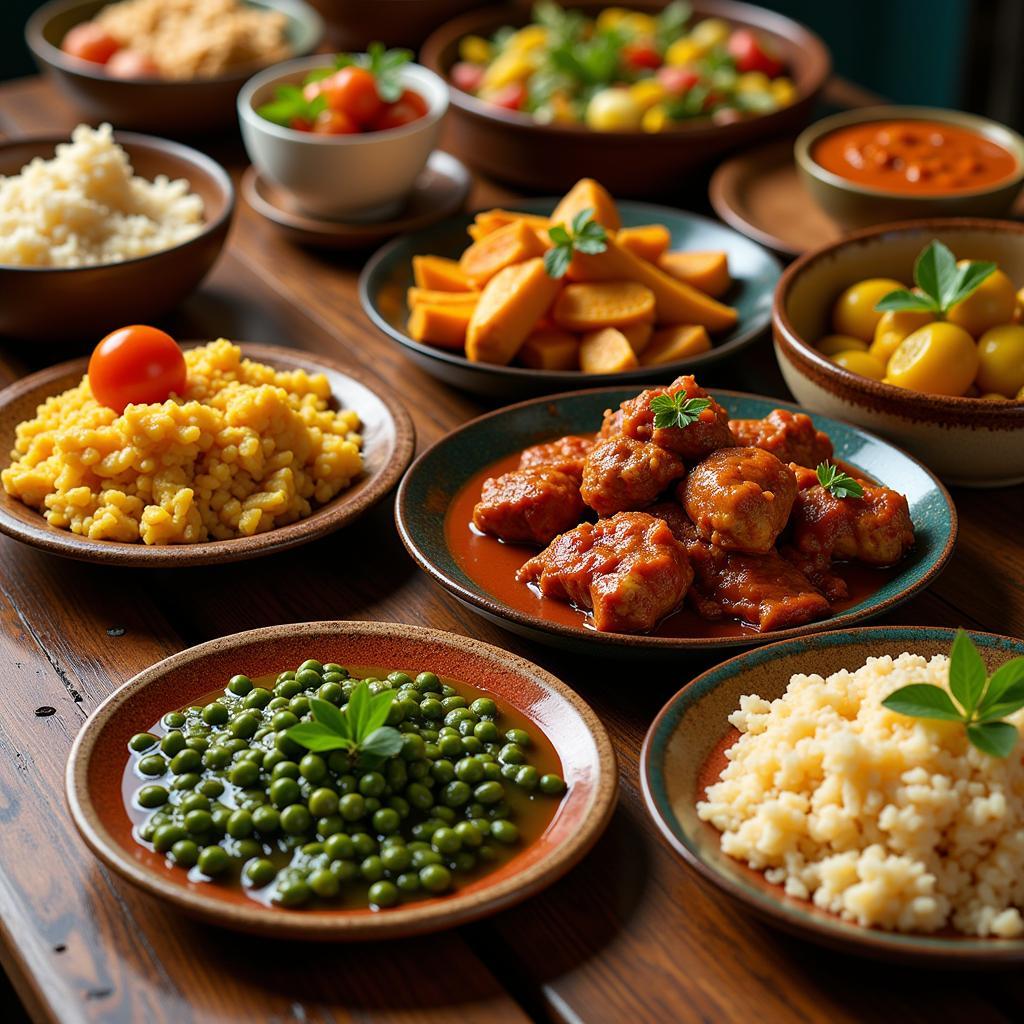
[421,0,830,195]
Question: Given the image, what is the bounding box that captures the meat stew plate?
[395,386,957,658]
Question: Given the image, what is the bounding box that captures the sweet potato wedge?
[640,325,712,366]
[468,209,551,242]
[567,237,738,332]
[408,303,476,350]
[552,281,656,332]
[519,329,580,371]
[620,321,654,355]
[549,178,621,231]
[459,220,547,286]
[466,258,562,365]
[659,251,731,298]
[407,287,480,308]
[580,327,640,374]
[616,225,671,263]
[412,255,473,292]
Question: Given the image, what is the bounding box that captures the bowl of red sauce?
[795,106,1024,229]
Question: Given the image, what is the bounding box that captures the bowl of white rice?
[0,124,233,343]
[641,625,1024,965]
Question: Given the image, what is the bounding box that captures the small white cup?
[239,55,448,221]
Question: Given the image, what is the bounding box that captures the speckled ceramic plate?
[641,626,1024,966]
[66,621,617,940]
[359,200,781,398]
[394,387,957,658]
[0,344,415,567]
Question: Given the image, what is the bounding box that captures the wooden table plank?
[0,74,1022,1024]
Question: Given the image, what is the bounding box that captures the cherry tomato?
[321,66,383,126]
[88,326,187,413]
[727,29,784,77]
[105,49,160,78]
[313,109,360,135]
[289,116,314,132]
[656,66,698,95]
[399,89,429,118]
[622,41,661,71]
[451,61,485,93]
[62,22,120,65]
[486,82,527,113]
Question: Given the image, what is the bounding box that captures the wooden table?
[0,75,1022,1024]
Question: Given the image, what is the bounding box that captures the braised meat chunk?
[617,375,735,459]
[729,409,833,468]
[518,435,594,483]
[472,468,584,546]
[680,447,797,554]
[516,511,693,633]
[581,436,686,516]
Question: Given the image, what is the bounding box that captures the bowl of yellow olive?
[773,218,1024,487]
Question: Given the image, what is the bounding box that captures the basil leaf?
[570,207,595,235]
[949,260,997,308]
[284,722,354,753]
[967,721,1019,758]
[978,657,1024,711]
[544,245,572,279]
[308,696,350,740]
[345,681,372,740]
[913,240,954,309]
[949,629,987,717]
[873,290,938,314]
[359,725,405,760]
[575,235,608,255]
[364,689,397,735]
[547,225,571,245]
[881,683,964,722]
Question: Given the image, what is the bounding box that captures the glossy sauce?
[447,448,899,639]
[121,670,563,911]
[812,119,1018,194]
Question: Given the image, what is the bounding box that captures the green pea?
[419,698,443,721]
[170,839,199,867]
[180,793,210,814]
[227,809,254,839]
[221,738,248,755]
[415,671,440,692]
[474,781,504,805]
[185,736,210,753]
[482,762,503,781]
[474,721,499,743]
[470,697,497,718]
[184,809,213,835]
[227,674,253,696]
[454,756,485,784]
[246,858,276,887]
[351,832,377,858]
[172,773,201,791]
[295,669,322,691]
[274,877,311,907]
[400,734,426,762]
[388,795,410,819]
[431,827,461,855]
[196,845,229,876]
[440,781,470,808]
[358,772,386,798]
[200,779,226,801]
[372,808,400,835]
[386,759,408,791]
[433,806,457,825]
[405,782,433,812]
[539,774,567,796]
[419,863,451,893]
[431,760,455,785]
[396,871,420,893]
[280,804,312,836]
[381,844,411,872]
[330,859,358,882]
[136,784,168,808]
[323,833,354,861]
[478,843,498,863]
[162,711,186,729]
[501,763,520,781]
[490,819,519,845]
[299,754,327,783]
[230,760,260,788]
[317,682,344,705]
[438,735,463,759]
[271,760,300,780]
[159,731,185,757]
[153,823,187,853]
[129,732,158,753]
[137,754,167,777]
[323,663,346,677]
[203,747,232,771]
[316,814,343,838]
[210,805,232,832]
[498,743,526,765]
[229,713,259,740]
[289,696,311,717]
[236,838,262,860]
[308,787,339,818]
[252,805,281,834]
[296,658,322,674]
[275,678,302,699]
[452,850,476,872]
[201,702,229,726]
[266,697,288,713]
[339,792,365,821]
[360,855,385,883]
[270,777,301,808]
[368,880,399,908]
[308,868,339,898]
[454,820,483,848]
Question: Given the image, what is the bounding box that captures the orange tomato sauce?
[812,119,1018,195]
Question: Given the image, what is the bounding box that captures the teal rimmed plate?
[360,200,781,398]
[641,626,1024,966]
[394,388,957,658]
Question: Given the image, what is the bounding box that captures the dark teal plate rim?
[395,386,958,652]
[640,626,1024,963]
[359,198,782,385]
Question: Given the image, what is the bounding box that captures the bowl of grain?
[0,124,234,344]
[26,0,324,135]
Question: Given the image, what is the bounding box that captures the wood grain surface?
[0,76,1022,1024]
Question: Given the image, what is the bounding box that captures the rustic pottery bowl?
[641,625,1024,967]
[66,620,617,940]
[0,132,234,344]
[395,387,957,659]
[795,107,1024,230]
[309,0,487,50]
[773,218,1024,487]
[0,344,414,566]
[421,0,830,196]
[26,0,324,135]
[238,55,449,221]
[361,199,781,399]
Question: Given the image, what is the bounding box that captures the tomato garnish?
[726,29,784,77]
[622,41,661,71]
[657,66,698,95]
[321,66,384,126]
[372,90,429,130]
[88,326,187,413]
[62,22,120,65]
[489,82,527,112]
[313,109,360,134]
[451,61,485,93]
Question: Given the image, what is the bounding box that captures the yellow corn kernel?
[508,25,548,53]
[620,12,658,37]
[596,7,630,31]
[665,37,702,67]
[642,104,670,133]
[549,91,576,124]
[481,49,537,90]
[630,79,666,111]
[690,18,730,51]
[459,35,491,64]
[771,77,797,106]
[736,71,771,93]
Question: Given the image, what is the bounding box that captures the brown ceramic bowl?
[421,0,830,196]
[0,132,234,344]
[772,218,1024,488]
[642,625,1024,966]
[66,620,617,940]
[0,344,414,566]
[309,0,487,50]
[26,0,324,135]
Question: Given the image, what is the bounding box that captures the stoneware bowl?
[0,132,233,344]
[361,199,781,399]
[421,0,829,196]
[0,344,414,566]
[641,625,1024,966]
[239,56,449,221]
[773,218,1024,487]
[394,387,957,659]
[66,620,617,940]
[26,0,324,135]
[795,106,1024,230]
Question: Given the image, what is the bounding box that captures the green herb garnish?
[544,208,608,279]
[649,393,712,430]
[655,1,692,50]
[815,461,864,499]
[256,83,326,128]
[882,630,1024,758]
[361,41,413,102]
[874,240,997,317]
[285,681,404,769]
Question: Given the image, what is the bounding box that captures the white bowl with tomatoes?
[238,50,448,221]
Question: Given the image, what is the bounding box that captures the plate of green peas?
[67,620,617,939]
